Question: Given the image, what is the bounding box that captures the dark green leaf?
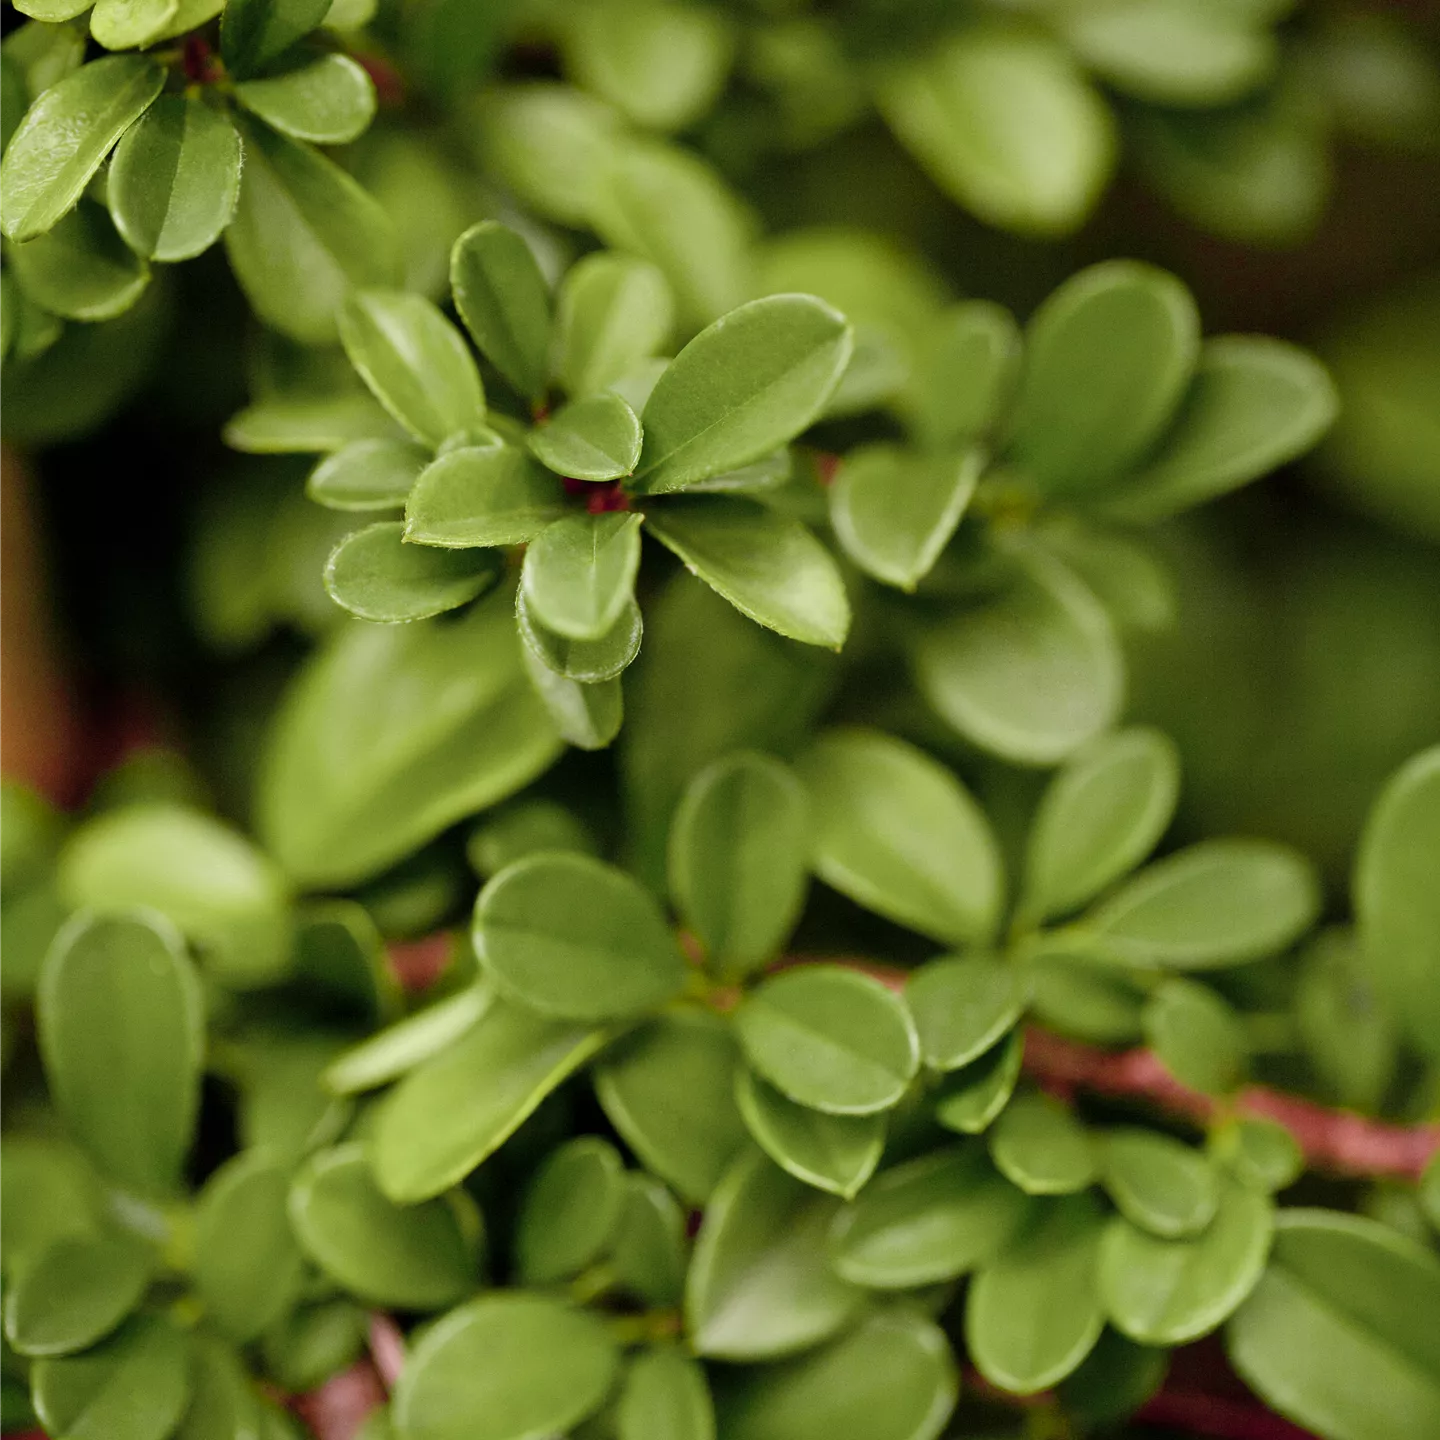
[0,54,163,243]
[988,1092,1096,1196]
[736,965,919,1116]
[372,996,606,1203]
[1026,949,1149,1045]
[1295,928,1398,1111]
[529,393,642,481]
[829,1143,1032,1288]
[3,1237,149,1358]
[686,1149,864,1360]
[324,521,502,623]
[517,588,643,684]
[8,200,149,321]
[405,445,564,547]
[1100,1175,1273,1344]
[594,1012,749,1204]
[797,728,1003,945]
[520,512,643,641]
[236,54,376,144]
[450,221,552,400]
[38,911,202,1193]
[906,952,1028,1072]
[617,1346,715,1440]
[520,649,624,752]
[474,852,686,1020]
[1101,1129,1219,1239]
[221,0,332,77]
[934,1032,1024,1135]
[174,1334,261,1440]
[611,1174,687,1307]
[107,96,242,262]
[515,1136,624,1286]
[1144,978,1248,1095]
[259,1298,366,1393]
[1057,1328,1169,1429]
[1021,727,1180,923]
[556,252,674,398]
[965,1193,1107,1393]
[668,751,809,979]
[325,985,492,1095]
[635,295,851,493]
[308,438,429,513]
[290,1143,479,1309]
[294,899,398,1022]
[392,1293,620,1440]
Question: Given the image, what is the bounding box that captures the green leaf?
[611,1173,686,1306]
[234,1030,352,1164]
[194,1151,306,1342]
[236,54,376,144]
[686,1149,864,1360]
[449,220,552,401]
[635,295,851,494]
[1355,746,1440,1059]
[898,300,1020,450]
[736,965,919,1116]
[1022,727,1181,924]
[668,751,809,979]
[516,1137,625,1286]
[556,252,674,398]
[174,1334,261,1440]
[290,1143,479,1309]
[7,201,149,322]
[1026,950,1149,1045]
[106,96,242,262]
[1009,261,1200,496]
[796,728,1003,946]
[1088,839,1321,969]
[965,1193,1107,1394]
[324,521,502,623]
[1144,978,1248,1095]
[591,139,754,329]
[221,0,332,77]
[309,438,429,512]
[517,589,643,684]
[875,22,1113,236]
[714,1308,958,1440]
[224,116,399,343]
[474,852,686,1021]
[1057,1328,1168,1430]
[1228,1210,1440,1440]
[1296,928,1398,1112]
[38,911,202,1193]
[520,649,624,752]
[1097,337,1338,522]
[225,392,402,455]
[520,512,643,641]
[988,1092,1096,1196]
[0,54,163,243]
[339,290,486,449]
[617,1346,715,1440]
[325,985,492,1095]
[644,497,850,649]
[1210,1117,1304,1195]
[906,952,1028,1073]
[392,1293,620,1440]
[914,547,1124,766]
[594,1012,749,1205]
[31,1314,190,1440]
[0,1137,103,1279]
[59,802,293,987]
[829,1143,1033,1288]
[735,1067,883,1200]
[3,1237,149,1358]
[405,445,564,547]
[1100,1175,1273,1344]
[1101,1129,1219,1240]
[934,1031,1024,1134]
[10,0,91,21]
[829,444,981,592]
[88,0,179,51]
[529,393,643,481]
[372,995,606,1203]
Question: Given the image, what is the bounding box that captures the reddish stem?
[1135,1389,1319,1440]
[289,1360,386,1440]
[369,1312,406,1390]
[386,933,454,992]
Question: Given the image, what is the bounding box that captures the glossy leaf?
[934,1031,1024,1134]
[617,1346,715,1440]
[685,1149,864,1360]
[668,751,810,979]
[736,965,919,1116]
[309,438,429,512]
[797,728,1003,946]
[224,391,401,454]
[735,1068,884,1200]
[1009,261,1200,495]
[914,546,1124,765]
[520,512,643,641]
[235,54,376,144]
[1089,839,1321,969]
[1102,1129,1219,1239]
[324,985,492,1095]
[1144,978,1248,1095]
[515,1137,625,1285]
[107,96,242,262]
[517,588,643,684]
[556,252,674,398]
[529,393,642,481]
[521,648,624,752]
[989,1092,1096,1196]
[405,445,563,547]
[221,0,332,77]
[290,1143,478,1309]
[450,221,552,400]
[594,1012,749,1205]
[3,1237,149,1358]
[1021,727,1181,923]
[371,995,606,1203]
[0,55,164,243]
[474,852,686,1020]
[829,444,981,591]
[392,1293,619,1440]
[645,497,850,649]
[7,201,150,322]
[38,911,203,1194]
[1100,1175,1273,1344]
[635,295,850,493]
[906,952,1028,1073]
[325,522,501,623]
[965,1193,1107,1394]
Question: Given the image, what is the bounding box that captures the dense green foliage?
[2,2,1439,1439]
